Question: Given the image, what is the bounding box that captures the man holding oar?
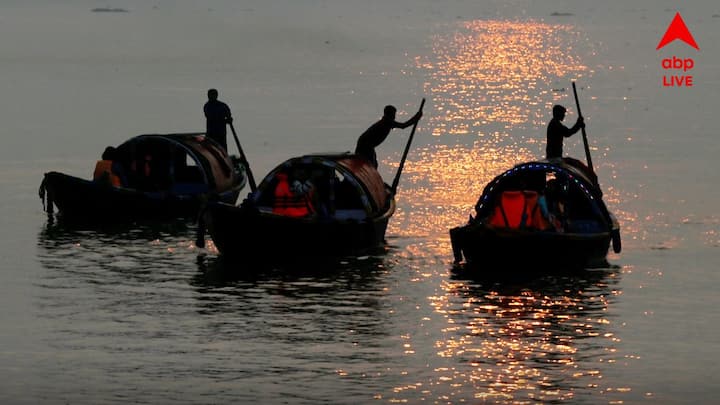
[204,88,233,151]
[546,83,600,190]
[356,104,423,169]
[545,104,584,160]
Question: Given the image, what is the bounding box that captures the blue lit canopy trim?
[474,160,609,225]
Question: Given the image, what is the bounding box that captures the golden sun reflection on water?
[377,273,628,404]
[424,276,625,403]
[389,19,591,253]
[383,19,634,403]
[421,19,588,136]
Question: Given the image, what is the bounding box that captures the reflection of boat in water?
[201,153,396,261]
[39,215,194,242]
[39,133,247,223]
[194,253,390,288]
[36,219,199,291]
[438,265,624,402]
[449,159,621,271]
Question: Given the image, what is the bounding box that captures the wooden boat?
[200,153,396,260]
[39,133,247,222]
[449,159,621,270]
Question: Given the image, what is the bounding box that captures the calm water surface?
[2,1,719,404]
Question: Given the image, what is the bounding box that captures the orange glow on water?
[383,273,628,403]
[389,19,592,252]
[383,19,635,402]
[424,19,588,135]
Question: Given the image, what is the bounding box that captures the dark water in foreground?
[31,220,628,404]
[2,1,720,404]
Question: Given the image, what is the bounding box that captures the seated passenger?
[522,190,552,231]
[536,192,562,231]
[487,190,554,230]
[543,180,567,231]
[93,146,125,187]
[272,172,315,217]
[488,190,525,228]
[130,154,155,191]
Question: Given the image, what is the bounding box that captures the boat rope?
[38,176,53,214]
[499,204,510,228]
[519,198,529,229]
[38,177,46,211]
[195,202,207,249]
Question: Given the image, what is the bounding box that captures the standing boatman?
[546,103,601,188]
[545,104,584,160]
[204,88,233,150]
[355,105,422,169]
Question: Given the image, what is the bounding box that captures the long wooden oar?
[571,82,595,178]
[229,122,257,192]
[196,123,256,248]
[390,98,425,197]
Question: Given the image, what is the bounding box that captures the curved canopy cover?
[475,160,611,227]
[335,156,388,211]
[253,153,390,215]
[114,133,237,192]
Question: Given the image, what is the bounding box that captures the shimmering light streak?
[388,19,596,255]
[383,19,635,403]
[424,19,588,135]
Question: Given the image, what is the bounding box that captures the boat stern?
[449,225,467,264]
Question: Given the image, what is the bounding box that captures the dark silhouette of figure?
[355,105,422,168]
[545,105,601,190]
[272,171,316,218]
[546,104,584,159]
[204,88,233,150]
[93,146,126,187]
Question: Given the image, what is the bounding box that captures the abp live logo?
[658,12,699,87]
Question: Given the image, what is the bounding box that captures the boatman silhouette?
[546,104,584,160]
[203,88,233,150]
[355,105,422,169]
[545,104,600,189]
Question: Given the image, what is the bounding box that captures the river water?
[1,0,718,403]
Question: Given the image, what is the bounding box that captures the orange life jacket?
[523,191,552,230]
[488,190,524,228]
[487,190,551,230]
[272,173,314,217]
[93,160,122,187]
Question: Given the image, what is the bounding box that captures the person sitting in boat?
[537,192,563,232]
[93,146,125,187]
[542,179,567,231]
[355,105,422,168]
[272,171,316,217]
[485,190,539,230]
[129,153,158,191]
[306,167,332,217]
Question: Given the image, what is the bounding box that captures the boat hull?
[450,223,614,271]
[203,202,392,261]
[41,171,243,222]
